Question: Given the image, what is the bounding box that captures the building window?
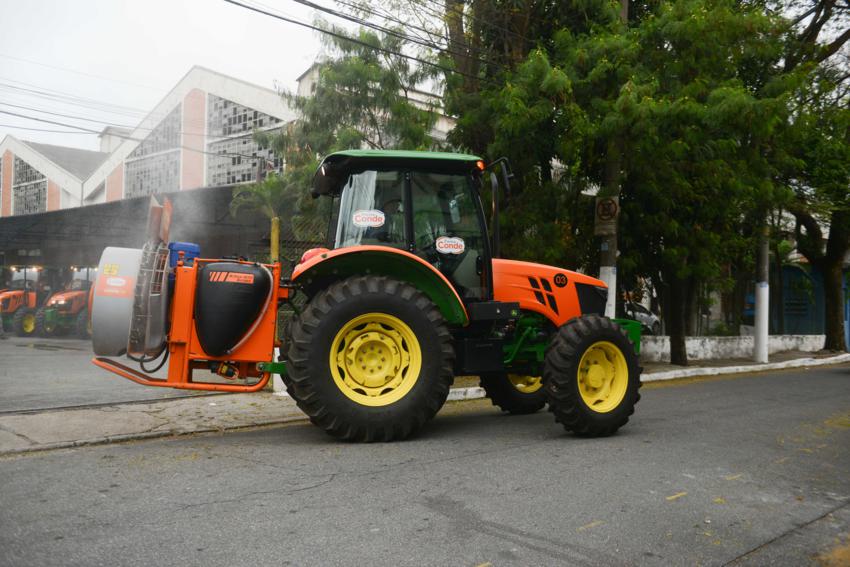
[124,104,182,198]
[125,151,180,198]
[206,95,284,187]
[12,157,46,215]
[206,134,283,187]
[206,94,282,138]
[128,105,182,159]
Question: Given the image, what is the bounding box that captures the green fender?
[290,247,468,326]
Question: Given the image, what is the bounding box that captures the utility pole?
[754,224,769,363]
[595,0,629,318]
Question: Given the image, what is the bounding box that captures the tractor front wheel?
[35,308,56,337]
[479,373,546,415]
[544,315,641,436]
[76,309,92,339]
[13,308,37,337]
[285,276,454,442]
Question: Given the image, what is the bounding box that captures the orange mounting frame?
[93,258,285,393]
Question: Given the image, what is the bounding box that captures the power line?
[0,102,138,130]
[0,78,154,115]
[0,124,93,134]
[0,101,211,138]
[412,0,530,42]
[223,0,490,84]
[0,109,275,161]
[288,0,500,69]
[0,53,163,91]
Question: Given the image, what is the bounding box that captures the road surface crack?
[722,498,850,565]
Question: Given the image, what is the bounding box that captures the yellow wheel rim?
[329,313,421,407]
[22,313,35,333]
[508,374,543,394]
[577,341,629,413]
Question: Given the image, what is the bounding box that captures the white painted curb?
[643,353,850,382]
[272,353,850,400]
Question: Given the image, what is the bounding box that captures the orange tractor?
[0,266,50,336]
[92,151,641,441]
[34,267,96,338]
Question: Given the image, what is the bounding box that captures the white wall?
[641,335,826,362]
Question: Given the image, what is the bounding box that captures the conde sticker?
[352,209,385,228]
[436,236,465,254]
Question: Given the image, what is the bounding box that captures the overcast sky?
[0,0,327,151]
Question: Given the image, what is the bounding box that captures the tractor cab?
[65,266,96,291]
[312,150,492,302]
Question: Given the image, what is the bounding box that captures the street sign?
[594,196,619,236]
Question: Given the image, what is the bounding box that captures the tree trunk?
[822,258,846,351]
[665,275,689,366]
[823,209,849,351]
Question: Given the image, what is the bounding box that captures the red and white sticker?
[95,274,135,299]
[352,209,385,228]
[436,236,465,254]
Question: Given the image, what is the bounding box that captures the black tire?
[76,309,91,339]
[13,308,37,337]
[544,315,642,436]
[34,307,55,337]
[479,373,546,415]
[285,275,455,442]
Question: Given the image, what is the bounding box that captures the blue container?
[168,242,201,270]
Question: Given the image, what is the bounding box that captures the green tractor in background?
[35,267,96,338]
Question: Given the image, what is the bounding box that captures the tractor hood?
[492,259,608,326]
[0,289,24,301]
[312,149,483,197]
[46,290,86,306]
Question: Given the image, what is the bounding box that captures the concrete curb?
[641,353,850,382]
[0,414,309,457]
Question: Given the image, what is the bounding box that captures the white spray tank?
[91,197,172,358]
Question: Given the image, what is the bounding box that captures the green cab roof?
[313,149,485,197]
[324,149,483,162]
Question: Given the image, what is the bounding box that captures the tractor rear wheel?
[13,308,37,337]
[285,275,454,442]
[544,315,641,437]
[35,308,56,337]
[76,309,92,339]
[479,373,546,415]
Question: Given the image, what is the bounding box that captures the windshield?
[335,170,406,250]
[334,168,488,300]
[67,279,91,291]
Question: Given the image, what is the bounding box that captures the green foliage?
[233,23,446,247]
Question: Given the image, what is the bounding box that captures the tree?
[788,86,850,350]
[233,23,445,256]
[775,0,850,351]
[444,0,798,364]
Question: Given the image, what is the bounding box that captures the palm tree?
[229,173,297,262]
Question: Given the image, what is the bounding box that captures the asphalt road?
[0,336,199,412]
[1,366,849,566]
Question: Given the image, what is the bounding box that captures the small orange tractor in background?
[91,150,642,442]
[0,266,52,336]
[35,267,96,338]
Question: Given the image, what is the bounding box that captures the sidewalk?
[1,352,848,456]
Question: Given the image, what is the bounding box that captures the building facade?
[0,66,297,218]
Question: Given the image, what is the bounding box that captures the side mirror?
[484,157,514,259]
[489,172,501,258]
